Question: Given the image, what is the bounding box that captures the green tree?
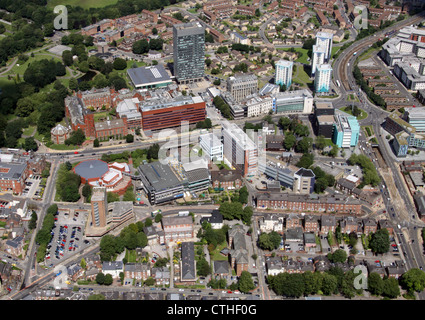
[328,249,347,263]
[321,273,338,295]
[132,39,149,54]
[238,186,249,204]
[238,271,255,293]
[315,135,327,150]
[368,272,384,296]
[369,228,390,254]
[113,58,127,70]
[197,258,211,277]
[303,271,322,295]
[82,183,91,199]
[93,138,100,148]
[96,272,105,285]
[382,277,400,298]
[241,206,253,225]
[62,50,73,66]
[295,137,313,154]
[104,273,113,285]
[24,137,38,151]
[284,131,296,150]
[400,268,425,293]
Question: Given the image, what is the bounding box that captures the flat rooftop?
[138,162,182,191]
[127,65,171,87]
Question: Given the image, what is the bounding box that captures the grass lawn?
[93,111,110,122]
[362,125,374,137]
[48,144,78,150]
[22,126,36,137]
[292,64,312,87]
[47,0,119,9]
[279,47,310,65]
[357,47,379,62]
[340,106,368,120]
[5,54,63,76]
[125,249,138,263]
[209,242,228,261]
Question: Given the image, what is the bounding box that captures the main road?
[332,11,425,299]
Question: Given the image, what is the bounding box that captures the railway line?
[337,13,425,93]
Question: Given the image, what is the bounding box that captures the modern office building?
[137,162,185,205]
[314,102,335,116]
[404,107,425,132]
[173,22,205,84]
[311,44,326,76]
[257,161,296,189]
[140,92,206,131]
[222,120,258,177]
[272,89,314,114]
[227,73,258,102]
[315,32,333,61]
[314,64,333,93]
[199,133,223,162]
[332,114,360,148]
[385,110,425,157]
[91,187,108,228]
[275,60,293,89]
[293,168,315,194]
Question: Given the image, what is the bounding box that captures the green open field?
[47,0,119,9]
[292,64,312,88]
[5,54,66,77]
[278,47,310,65]
[340,106,368,120]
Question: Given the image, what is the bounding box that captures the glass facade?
[173,22,205,83]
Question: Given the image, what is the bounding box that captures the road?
[332,11,425,299]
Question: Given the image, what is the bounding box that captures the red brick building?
[256,193,362,215]
[141,98,206,131]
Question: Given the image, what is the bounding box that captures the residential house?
[265,256,285,276]
[161,215,194,242]
[152,266,170,286]
[304,215,320,233]
[378,219,394,235]
[200,210,224,230]
[362,218,377,235]
[284,227,304,242]
[124,263,151,283]
[259,213,284,234]
[67,264,84,282]
[386,262,406,279]
[304,232,317,252]
[213,260,230,277]
[340,216,360,234]
[102,261,124,278]
[313,256,331,272]
[211,169,243,189]
[4,236,24,257]
[320,215,336,234]
[286,213,303,230]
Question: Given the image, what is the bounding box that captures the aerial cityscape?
[0,0,425,306]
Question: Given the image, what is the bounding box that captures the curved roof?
[51,124,69,136]
[74,160,109,180]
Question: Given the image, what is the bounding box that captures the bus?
[7,148,19,153]
[336,80,341,87]
[151,209,162,217]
